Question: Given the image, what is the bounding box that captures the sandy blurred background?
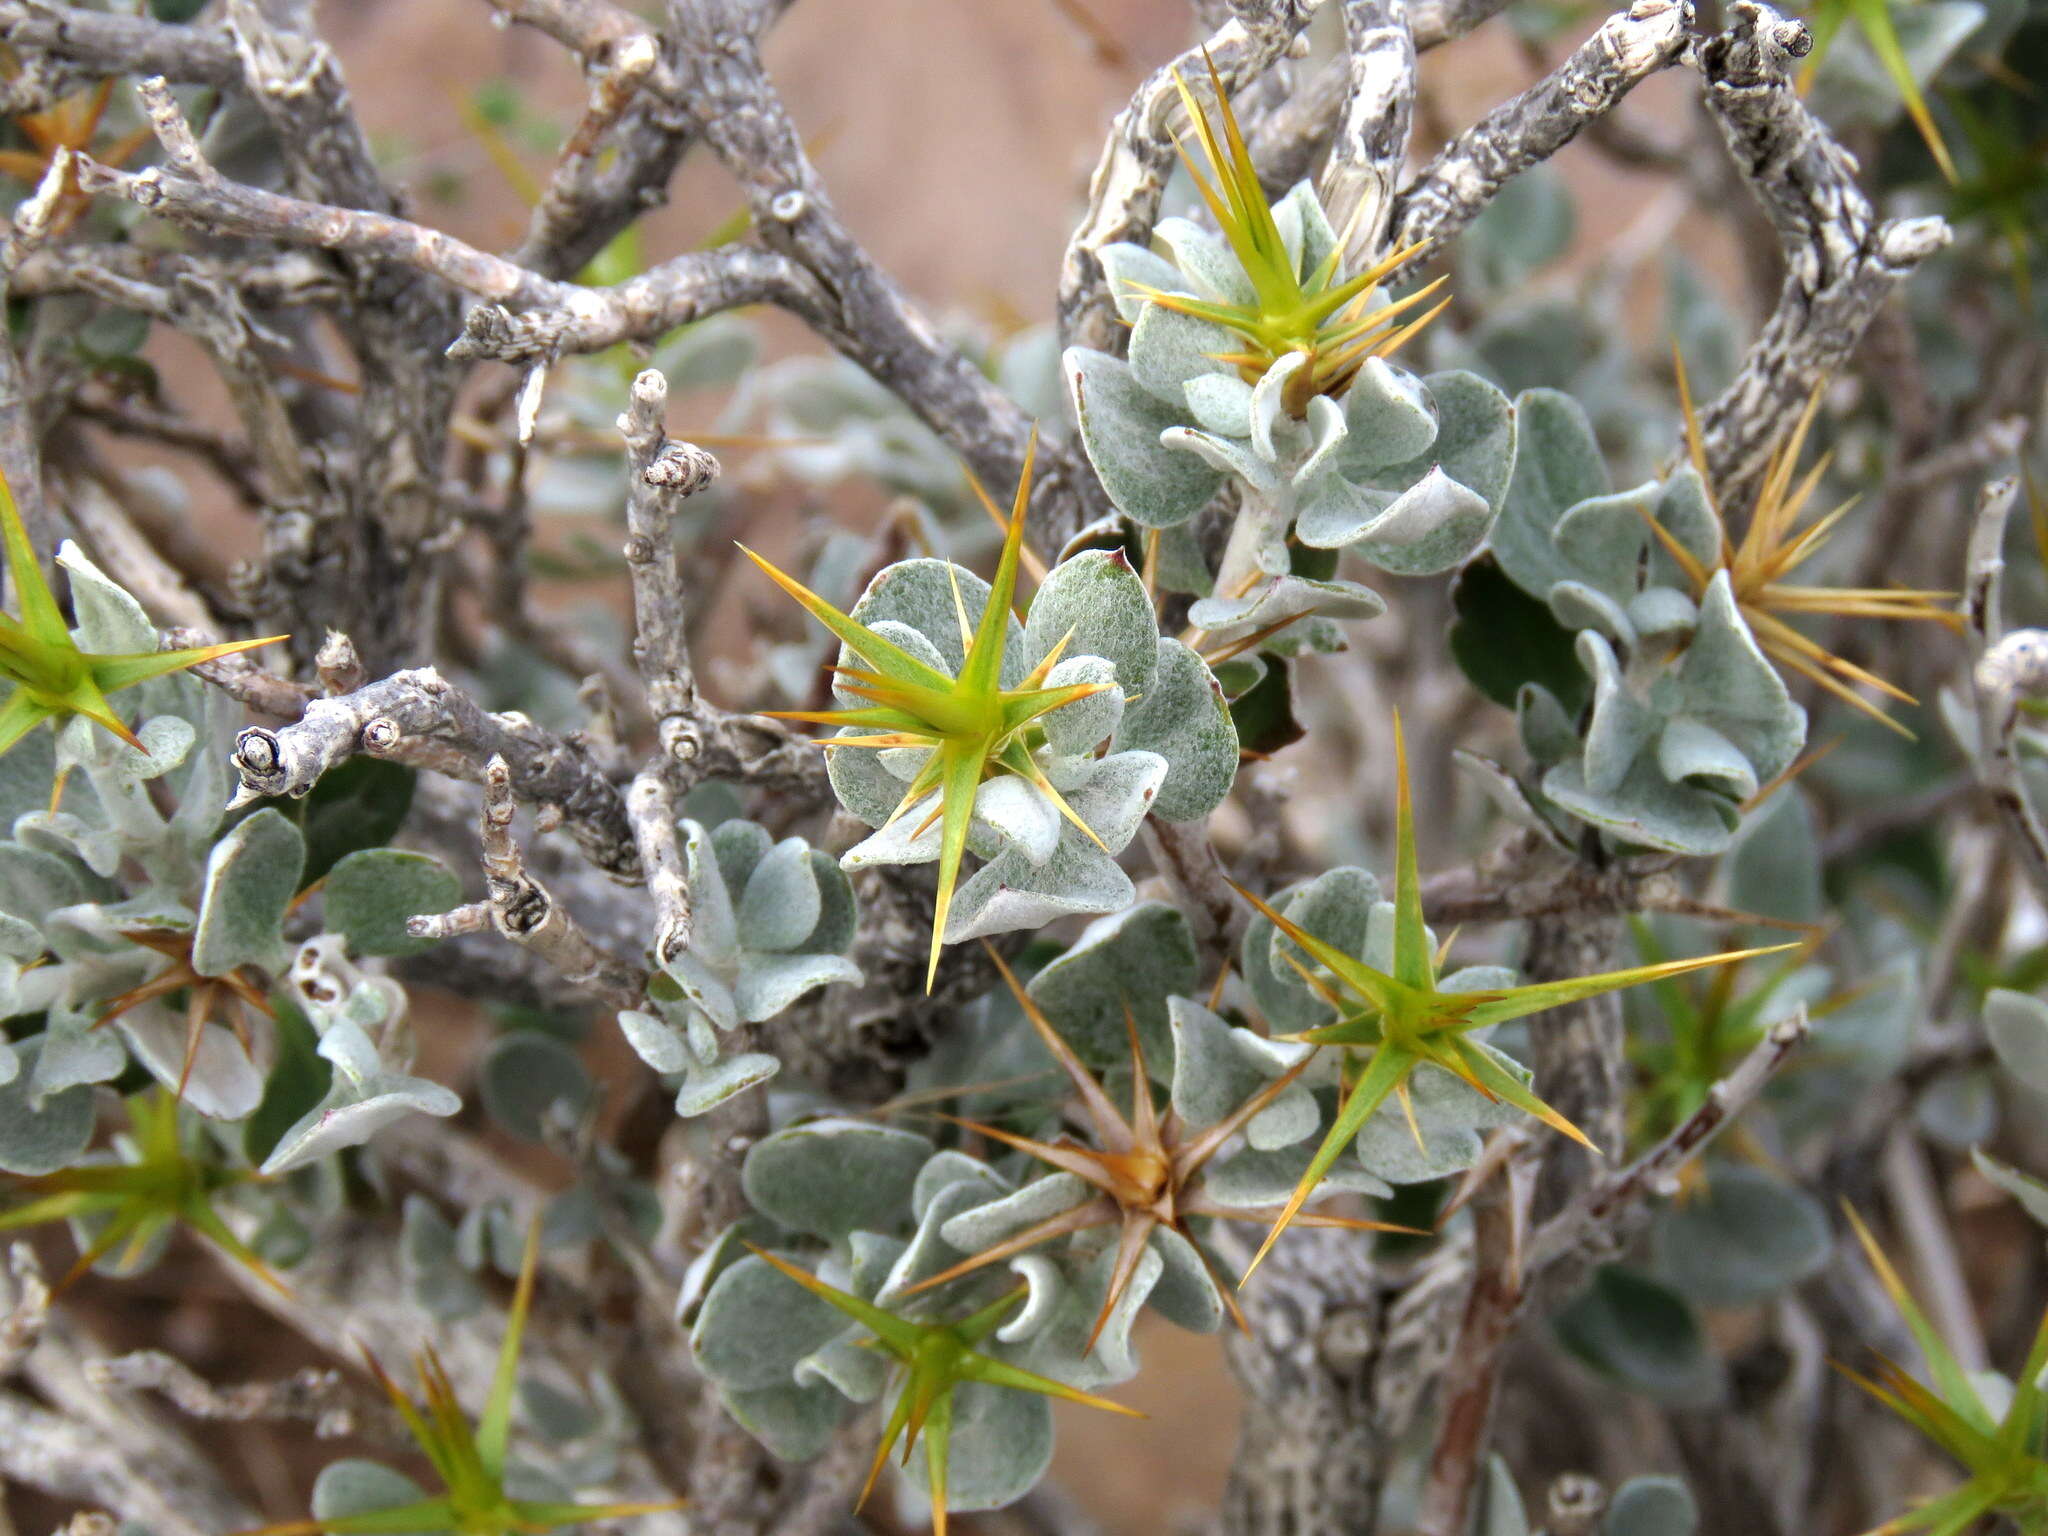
[330,0,1731,323]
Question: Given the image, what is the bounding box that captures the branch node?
[446,303,575,364]
[360,717,404,756]
[231,727,288,789]
[423,753,651,1008]
[1765,11,1812,56]
[660,715,705,765]
[646,440,718,494]
[315,630,365,695]
[1879,214,1952,268]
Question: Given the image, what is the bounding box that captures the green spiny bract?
[0,470,282,757]
[248,1226,685,1536]
[686,888,1603,1524]
[1143,54,1449,414]
[0,1087,278,1290]
[745,1243,1140,1536]
[688,1118,1156,1526]
[1231,716,1788,1279]
[617,814,861,1114]
[1837,1207,2048,1535]
[1060,60,1514,652]
[1623,915,1829,1148]
[744,441,1235,989]
[967,894,1627,1237]
[901,945,1412,1346]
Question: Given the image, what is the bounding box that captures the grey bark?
[1220,1228,1386,1536]
[1691,1,1950,509]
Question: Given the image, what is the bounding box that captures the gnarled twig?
[1692,1,1950,507]
[410,754,648,1009]
[1392,0,1692,262]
